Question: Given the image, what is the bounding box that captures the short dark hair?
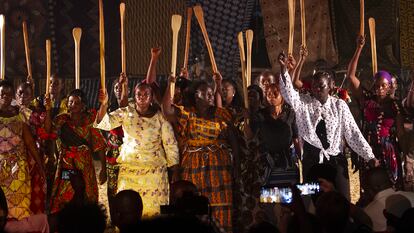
[248,84,264,103]
[0,80,14,91]
[68,89,87,106]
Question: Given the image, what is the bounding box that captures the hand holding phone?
[260,182,320,204]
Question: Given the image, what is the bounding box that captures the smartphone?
[260,182,320,204]
[61,169,76,180]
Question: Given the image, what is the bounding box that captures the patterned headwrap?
[374,70,392,83]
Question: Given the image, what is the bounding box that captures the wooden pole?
[246,30,253,87]
[120,3,126,74]
[183,7,192,71]
[288,0,295,55]
[360,0,364,36]
[300,0,306,48]
[170,14,182,99]
[193,5,218,73]
[0,15,5,80]
[99,0,106,93]
[73,28,82,89]
[369,18,377,76]
[22,21,33,81]
[46,39,51,95]
[237,32,248,109]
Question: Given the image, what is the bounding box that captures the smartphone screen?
[61,169,76,180]
[260,182,320,204]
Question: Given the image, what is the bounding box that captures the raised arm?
[346,35,365,99]
[161,75,178,122]
[145,47,161,84]
[119,73,129,108]
[291,45,308,89]
[213,72,223,108]
[287,54,297,77]
[278,52,302,111]
[403,79,414,110]
[94,91,124,131]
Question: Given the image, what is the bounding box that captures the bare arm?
[161,76,178,122]
[346,35,365,99]
[44,94,52,134]
[292,45,308,89]
[213,72,223,108]
[404,80,414,109]
[119,73,129,108]
[23,124,45,176]
[145,47,161,84]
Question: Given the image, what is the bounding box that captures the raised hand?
[44,94,52,111]
[300,45,309,58]
[287,54,297,71]
[98,89,109,106]
[179,68,189,79]
[118,72,128,85]
[213,72,223,86]
[151,47,161,58]
[356,35,365,48]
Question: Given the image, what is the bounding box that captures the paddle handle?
[99,0,106,93]
[46,39,51,95]
[369,18,377,76]
[183,7,192,70]
[0,15,5,80]
[120,3,126,74]
[23,21,33,80]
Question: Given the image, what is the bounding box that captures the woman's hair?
[248,84,264,103]
[187,80,210,108]
[17,82,33,93]
[222,79,242,108]
[68,89,88,106]
[134,82,153,95]
[176,77,191,92]
[0,79,14,92]
[373,70,392,83]
[255,70,275,85]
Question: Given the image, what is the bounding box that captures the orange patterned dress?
[178,107,233,233]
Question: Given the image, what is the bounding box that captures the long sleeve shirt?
[279,72,375,163]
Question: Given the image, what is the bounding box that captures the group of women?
[0,35,413,233]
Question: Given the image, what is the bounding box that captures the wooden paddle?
[237,32,248,109]
[193,5,218,73]
[99,0,106,94]
[46,39,51,95]
[246,29,253,87]
[360,0,364,36]
[288,0,295,55]
[22,21,33,82]
[369,18,377,76]
[300,0,306,48]
[183,7,192,72]
[120,3,126,74]
[0,15,5,80]
[170,14,182,99]
[73,28,82,89]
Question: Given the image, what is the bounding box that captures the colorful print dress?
[94,107,179,217]
[20,106,47,214]
[178,107,234,233]
[361,90,403,186]
[0,113,31,220]
[50,110,106,213]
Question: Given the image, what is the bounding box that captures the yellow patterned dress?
[94,107,179,217]
[0,113,31,220]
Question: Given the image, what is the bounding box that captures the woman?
[95,83,179,217]
[49,89,107,213]
[162,74,238,232]
[347,35,405,187]
[221,79,243,117]
[279,52,378,200]
[15,82,48,214]
[0,80,44,220]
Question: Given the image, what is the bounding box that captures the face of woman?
[196,85,214,107]
[311,76,330,104]
[390,77,398,95]
[134,85,153,112]
[222,81,235,104]
[50,76,63,96]
[266,85,283,106]
[16,86,33,107]
[373,77,390,98]
[0,86,13,109]
[248,89,260,109]
[259,75,275,94]
[68,96,84,114]
[114,82,122,100]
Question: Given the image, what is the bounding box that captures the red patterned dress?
[50,110,106,213]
